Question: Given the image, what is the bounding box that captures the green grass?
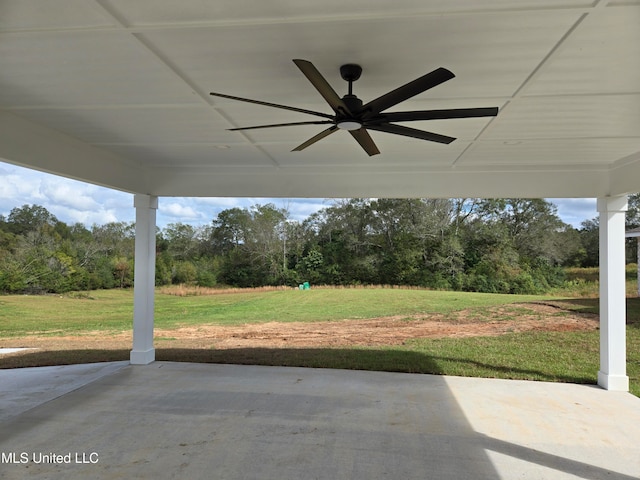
[404,331,599,383]
[199,331,599,384]
[154,288,551,326]
[0,288,548,336]
[0,290,135,336]
[1,286,639,397]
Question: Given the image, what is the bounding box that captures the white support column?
[597,196,629,391]
[130,194,158,365]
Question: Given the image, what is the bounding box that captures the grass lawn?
[0,288,550,335]
[1,287,639,397]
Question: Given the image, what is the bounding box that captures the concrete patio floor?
[1,362,639,479]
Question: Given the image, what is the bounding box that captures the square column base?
[597,371,629,391]
[130,348,155,365]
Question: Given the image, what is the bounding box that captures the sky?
[1,160,598,230]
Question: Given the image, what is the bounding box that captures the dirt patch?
[1,302,599,356]
[154,302,598,348]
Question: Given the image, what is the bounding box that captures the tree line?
[1,197,639,295]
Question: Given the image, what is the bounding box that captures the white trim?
[597,196,629,391]
[130,194,158,365]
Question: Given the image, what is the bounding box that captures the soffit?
[0,0,638,198]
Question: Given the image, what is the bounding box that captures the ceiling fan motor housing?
[341,94,363,114]
[340,64,362,82]
[337,94,364,130]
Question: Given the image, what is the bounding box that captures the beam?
[145,166,610,199]
[610,151,640,197]
[0,110,147,194]
[130,194,158,365]
[597,196,629,391]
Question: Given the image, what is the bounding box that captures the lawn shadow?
[156,347,445,374]
[429,354,595,385]
[551,297,599,310]
[552,297,640,326]
[1,346,595,385]
[0,349,129,369]
[2,347,443,373]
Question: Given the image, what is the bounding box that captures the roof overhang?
[1,1,639,199]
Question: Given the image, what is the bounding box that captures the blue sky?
[1,160,597,229]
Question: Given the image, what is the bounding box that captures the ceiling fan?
[210,59,498,156]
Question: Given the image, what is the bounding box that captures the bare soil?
[1,302,599,355]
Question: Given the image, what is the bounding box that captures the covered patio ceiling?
[0,0,639,200]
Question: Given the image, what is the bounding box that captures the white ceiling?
[0,0,639,199]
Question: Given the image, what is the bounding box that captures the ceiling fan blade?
[372,107,499,123]
[362,67,455,116]
[229,120,333,131]
[350,129,380,156]
[292,126,339,152]
[210,92,333,119]
[293,59,352,116]
[366,124,456,144]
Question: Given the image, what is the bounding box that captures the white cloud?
[40,180,99,211]
[194,197,245,207]
[0,162,134,225]
[0,172,46,204]
[58,206,121,226]
[160,202,201,221]
[285,199,330,221]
